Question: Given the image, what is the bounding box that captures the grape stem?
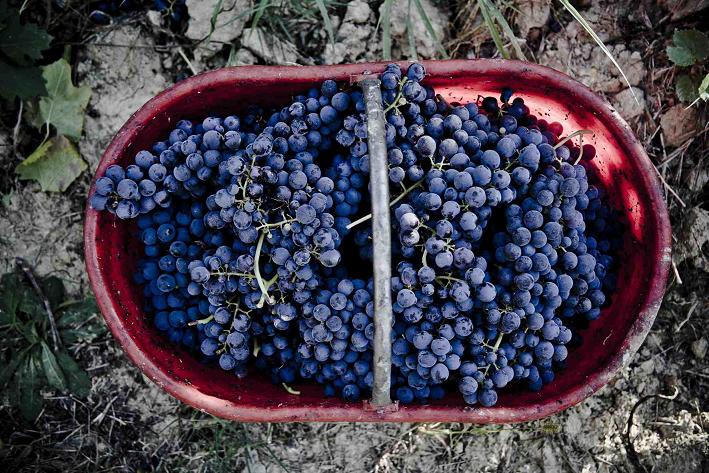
[212,270,255,279]
[346,179,424,230]
[483,332,505,376]
[282,383,301,395]
[257,217,296,231]
[553,129,593,151]
[254,231,276,307]
[256,274,279,308]
[383,77,409,114]
[188,314,214,326]
[435,275,464,283]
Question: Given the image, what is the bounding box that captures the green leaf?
[411,0,449,59]
[0,350,28,385]
[314,0,335,49]
[699,73,709,102]
[0,272,24,323]
[477,0,510,59]
[57,298,98,328]
[40,342,67,391]
[0,57,46,100]
[41,276,65,312]
[32,59,92,140]
[18,355,43,422]
[58,298,103,344]
[0,1,52,65]
[483,0,526,60]
[16,134,87,192]
[673,29,709,62]
[55,351,90,397]
[667,45,697,67]
[675,75,700,102]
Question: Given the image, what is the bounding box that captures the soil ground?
[0,1,707,472]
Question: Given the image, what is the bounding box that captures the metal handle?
[357,77,395,409]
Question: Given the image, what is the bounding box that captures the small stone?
[661,104,700,147]
[185,0,252,62]
[691,338,707,360]
[241,28,307,65]
[612,87,645,120]
[639,358,654,374]
[514,0,550,37]
[146,10,162,28]
[185,0,250,42]
[675,207,709,272]
[232,48,257,66]
[322,0,377,64]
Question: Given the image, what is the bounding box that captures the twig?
[16,257,62,351]
[653,164,687,208]
[624,386,679,473]
[671,258,683,285]
[178,48,198,76]
[12,99,23,158]
[674,300,698,332]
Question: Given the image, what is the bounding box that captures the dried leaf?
[16,135,87,192]
[699,73,709,102]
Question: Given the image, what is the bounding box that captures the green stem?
[257,274,279,309]
[383,77,409,114]
[212,271,255,279]
[254,231,275,308]
[435,275,464,283]
[553,129,593,150]
[346,179,425,231]
[188,314,214,326]
[257,217,296,231]
[484,332,505,376]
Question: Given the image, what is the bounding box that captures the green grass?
[247,0,339,51]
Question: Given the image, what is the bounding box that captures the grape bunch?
[90,63,620,407]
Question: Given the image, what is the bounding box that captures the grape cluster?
[91,63,620,406]
[89,0,187,28]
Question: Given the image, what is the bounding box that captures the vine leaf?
[0,1,52,65]
[16,134,87,192]
[667,29,709,66]
[32,59,92,140]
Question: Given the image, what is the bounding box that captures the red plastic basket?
[84,60,671,423]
